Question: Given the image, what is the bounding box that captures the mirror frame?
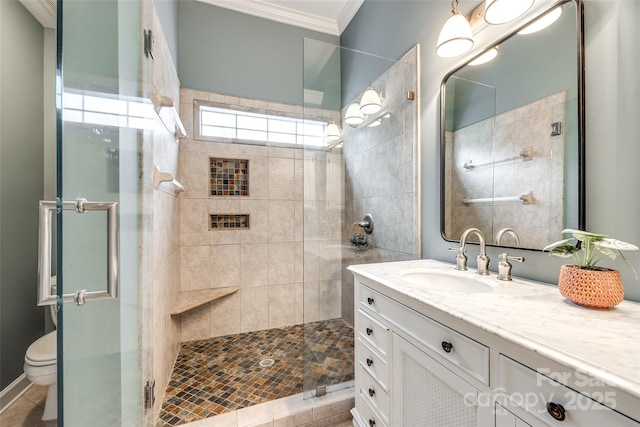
[439,0,585,250]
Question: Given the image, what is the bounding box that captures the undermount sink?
[399,269,495,293]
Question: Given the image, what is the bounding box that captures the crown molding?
[198,0,343,36]
[337,0,364,34]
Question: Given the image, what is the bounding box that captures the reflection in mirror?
[441,0,584,250]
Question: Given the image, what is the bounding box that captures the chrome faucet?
[497,253,525,281]
[495,228,520,246]
[450,228,490,275]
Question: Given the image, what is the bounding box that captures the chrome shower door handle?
[37,199,119,306]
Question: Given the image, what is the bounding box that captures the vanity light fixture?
[344,102,364,126]
[518,6,562,34]
[468,46,499,65]
[326,122,342,141]
[436,0,474,58]
[360,88,382,115]
[484,0,534,25]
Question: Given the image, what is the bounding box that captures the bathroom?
[0,0,638,426]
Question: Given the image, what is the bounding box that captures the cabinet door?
[392,333,493,427]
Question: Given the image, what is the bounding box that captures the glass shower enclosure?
[301,39,420,398]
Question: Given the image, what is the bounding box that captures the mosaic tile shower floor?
[157,319,354,426]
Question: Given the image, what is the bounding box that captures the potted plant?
[543,229,639,308]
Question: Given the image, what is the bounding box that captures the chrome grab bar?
[37,198,118,306]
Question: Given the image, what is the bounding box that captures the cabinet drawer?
[356,365,390,422]
[358,284,488,385]
[357,337,389,390]
[395,303,489,385]
[357,309,390,358]
[359,284,395,315]
[499,355,638,426]
[355,388,388,427]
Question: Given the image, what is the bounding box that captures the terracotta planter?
[558,264,624,308]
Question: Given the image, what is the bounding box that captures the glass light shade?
[360,89,382,115]
[484,0,534,25]
[436,12,474,58]
[468,46,499,65]
[326,122,341,141]
[367,119,382,128]
[344,102,364,126]
[518,7,562,35]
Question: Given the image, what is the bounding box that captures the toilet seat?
[25,330,56,366]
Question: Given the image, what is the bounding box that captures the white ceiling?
[196,0,365,36]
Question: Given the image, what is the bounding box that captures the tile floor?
[0,385,56,427]
[158,319,354,426]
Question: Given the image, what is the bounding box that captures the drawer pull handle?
[366,358,373,367]
[546,402,566,421]
[366,328,373,336]
[367,297,374,305]
[369,420,376,427]
[441,341,453,353]
[368,388,375,397]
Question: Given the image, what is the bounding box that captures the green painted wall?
[178,0,338,105]
[0,0,46,389]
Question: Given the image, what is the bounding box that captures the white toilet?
[23,278,58,421]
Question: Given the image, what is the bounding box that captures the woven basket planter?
[558,264,624,308]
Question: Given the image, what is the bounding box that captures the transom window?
[197,104,328,147]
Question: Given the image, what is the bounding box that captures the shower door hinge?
[144,379,156,409]
[143,29,154,60]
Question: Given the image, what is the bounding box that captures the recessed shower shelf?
[171,287,239,316]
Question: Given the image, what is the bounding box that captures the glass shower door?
[301,39,418,398]
[49,0,150,425]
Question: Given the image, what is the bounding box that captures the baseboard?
[0,374,32,415]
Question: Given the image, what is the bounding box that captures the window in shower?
[195,101,328,147]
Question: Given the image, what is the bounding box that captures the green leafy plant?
[543,229,639,278]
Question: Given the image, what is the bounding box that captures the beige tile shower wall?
[450,92,566,248]
[177,88,343,340]
[140,6,182,421]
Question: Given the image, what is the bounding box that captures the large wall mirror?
[441,0,584,250]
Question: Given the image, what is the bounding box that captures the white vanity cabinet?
[349,260,640,427]
[353,280,493,427]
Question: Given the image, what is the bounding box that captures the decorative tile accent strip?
[209,214,250,230]
[210,158,249,196]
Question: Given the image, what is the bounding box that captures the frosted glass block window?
[197,104,329,147]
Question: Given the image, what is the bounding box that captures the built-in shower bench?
[170,287,239,316]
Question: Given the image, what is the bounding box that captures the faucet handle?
[497,253,525,281]
[448,247,468,271]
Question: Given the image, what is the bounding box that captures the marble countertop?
[348,259,640,401]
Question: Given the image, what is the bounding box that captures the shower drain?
[259,358,275,367]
